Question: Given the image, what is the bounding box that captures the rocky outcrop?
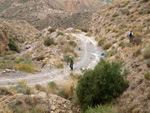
[4,92,80,113]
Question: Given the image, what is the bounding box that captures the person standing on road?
[69,56,74,70]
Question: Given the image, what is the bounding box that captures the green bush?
[69,41,77,47]
[44,37,54,46]
[8,38,20,52]
[143,47,150,59]
[57,31,64,36]
[76,59,128,111]
[48,82,57,89]
[144,72,150,79]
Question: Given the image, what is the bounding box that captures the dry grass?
[143,47,150,59]
[59,79,77,99]
[103,42,112,50]
[15,63,36,73]
[56,62,64,68]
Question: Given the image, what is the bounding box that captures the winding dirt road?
[0,33,102,87]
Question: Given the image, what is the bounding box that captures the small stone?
[51,105,56,111]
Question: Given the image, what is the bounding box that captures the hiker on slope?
[129,31,134,42]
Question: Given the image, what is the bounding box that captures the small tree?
[44,37,54,46]
[76,59,128,111]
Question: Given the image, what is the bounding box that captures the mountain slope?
[0,0,105,30]
[0,18,39,53]
[91,0,150,112]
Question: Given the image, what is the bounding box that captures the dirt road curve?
[0,33,102,87]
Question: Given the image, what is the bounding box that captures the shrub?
[146,60,150,67]
[17,88,26,94]
[143,47,150,59]
[63,55,70,63]
[16,80,34,94]
[56,62,64,68]
[112,12,118,17]
[58,89,68,99]
[15,63,36,73]
[85,105,118,113]
[133,48,141,57]
[48,82,57,89]
[48,28,56,33]
[98,38,105,46]
[69,41,77,47]
[35,84,45,91]
[57,31,64,36]
[76,59,128,111]
[44,37,54,46]
[0,87,13,95]
[8,38,20,52]
[118,42,125,49]
[144,72,150,79]
[103,42,112,50]
[15,58,24,63]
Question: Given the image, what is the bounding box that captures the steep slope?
[91,0,150,112]
[0,18,39,53]
[0,0,105,30]
[0,27,9,53]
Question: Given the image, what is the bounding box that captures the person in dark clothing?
[69,56,74,70]
[129,31,134,42]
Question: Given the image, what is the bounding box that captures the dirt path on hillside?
[0,33,102,87]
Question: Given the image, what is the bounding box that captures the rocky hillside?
[64,0,104,11]
[0,0,105,30]
[0,18,39,53]
[91,0,150,112]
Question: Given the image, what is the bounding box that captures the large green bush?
[76,59,128,111]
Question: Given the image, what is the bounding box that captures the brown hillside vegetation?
[91,0,150,112]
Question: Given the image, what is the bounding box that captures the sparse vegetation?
[85,105,118,113]
[16,79,34,95]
